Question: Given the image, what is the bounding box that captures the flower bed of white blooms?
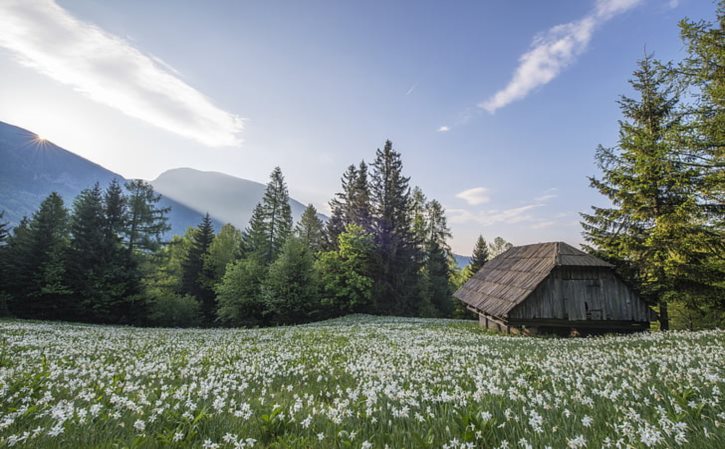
[0,316,723,449]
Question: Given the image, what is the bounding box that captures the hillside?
[1,316,722,448]
[0,121,316,236]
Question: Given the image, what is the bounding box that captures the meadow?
[0,316,723,449]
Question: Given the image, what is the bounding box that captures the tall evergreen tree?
[420,200,454,317]
[326,162,373,249]
[6,193,70,319]
[67,184,122,322]
[351,161,373,232]
[581,54,699,330]
[246,167,293,264]
[181,213,216,325]
[468,235,490,275]
[295,204,325,253]
[370,140,420,315]
[326,165,358,249]
[125,179,170,255]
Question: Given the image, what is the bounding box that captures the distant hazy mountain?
[453,254,471,269]
[0,121,321,238]
[151,168,315,230]
[0,121,214,236]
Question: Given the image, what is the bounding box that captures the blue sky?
[0,0,715,254]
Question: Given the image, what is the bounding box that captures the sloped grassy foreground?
[1,317,723,449]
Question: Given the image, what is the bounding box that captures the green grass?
[1,316,723,448]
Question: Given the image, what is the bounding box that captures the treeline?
[0,180,169,323]
[581,5,724,330]
[0,141,479,327]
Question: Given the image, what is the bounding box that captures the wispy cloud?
[449,188,560,226]
[405,83,418,96]
[449,203,542,226]
[437,125,450,133]
[481,0,644,113]
[455,187,491,206]
[0,0,244,146]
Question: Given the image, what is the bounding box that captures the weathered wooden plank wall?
[508,267,650,322]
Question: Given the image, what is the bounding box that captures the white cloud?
[405,83,418,96]
[448,203,542,226]
[481,0,644,113]
[455,187,491,205]
[437,125,450,133]
[0,0,244,147]
[448,189,561,226]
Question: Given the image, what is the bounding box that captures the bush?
[146,289,201,328]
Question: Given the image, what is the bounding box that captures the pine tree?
[67,184,116,322]
[420,200,454,317]
[295,204,325,253]
[6,193,70,319]
[581,55,697,330]
[350,161,373,232]
[325,161,373,249]
[468,235,490,275]
[125,179,170,255]
[370,140,420,315]
[246,167,293,264]
[326,165,358,249]
[181,213,216,325]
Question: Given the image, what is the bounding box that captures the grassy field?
[0,316,723,449]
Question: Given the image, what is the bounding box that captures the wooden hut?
[454,242,655,335]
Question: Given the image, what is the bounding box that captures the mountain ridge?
[0,121,313,236]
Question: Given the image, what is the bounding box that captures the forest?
[0,5,722,330]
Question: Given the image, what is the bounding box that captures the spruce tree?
[420,200,454,317]
[6,193,70,319]
[326,165,358,249]
[181,213,216,325]
[581,55,695,330]
[246,167,293,264]
[350,161,373,232]
[468,235,490,275]
[125,179,170,254]
[67,184,115,322]
[295,204,325,253]
[325,161,373,249]
[370,140,420,315]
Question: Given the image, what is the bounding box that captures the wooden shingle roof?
[454,242,612,318]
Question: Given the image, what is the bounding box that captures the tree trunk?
[658,300,669,331]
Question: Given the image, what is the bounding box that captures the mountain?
[0,121,321,237]
[151,168,313,231]
[453,254,471,269]
[0,121,215,236]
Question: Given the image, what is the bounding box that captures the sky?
[0,0,716,254]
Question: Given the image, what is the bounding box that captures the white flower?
[581,415,593,428]
[133,420,145,432]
